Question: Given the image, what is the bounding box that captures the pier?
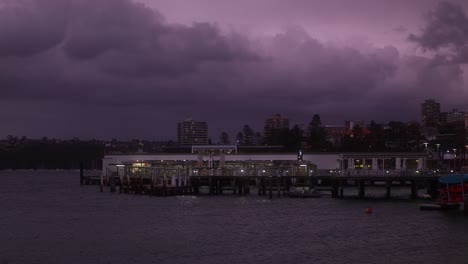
[82,168,440,200]
[87,150,444,199]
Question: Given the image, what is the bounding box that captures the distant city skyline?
[0,0,467,140]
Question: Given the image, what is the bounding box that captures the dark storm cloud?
[0,0,68,57]
[62,0,256,79]
[0,0,466,139]
[409,1,468,63]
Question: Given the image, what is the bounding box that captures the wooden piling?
[79,161,84,185]
[339,180,344,198]
[331,179,338,198]
[151,175,155,195]
[244,178,250,194]
[358,180,365,199]
[209,177,213,195]
[386,180,391,199]
[277,176,281,197]
[410,180,417,200]
[126,174,130,194]
[99,173,103,192]
[464,198,468,215]
[282,177,286,196]
[119,174,123,193]
[262,177,267,196]
[269,176,273,199]
[109,174,116,192]
[139,176,143,194]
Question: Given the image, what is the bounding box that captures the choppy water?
[0,171,467,264]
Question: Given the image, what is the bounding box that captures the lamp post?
[464,145,468,169]
[436,143,441,171]
[453,149,457,172]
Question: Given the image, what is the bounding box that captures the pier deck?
[82,171,440,199]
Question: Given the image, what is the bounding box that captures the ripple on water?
[0,171,467,264]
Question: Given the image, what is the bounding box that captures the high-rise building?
[421,99,440,127]
[465,113,468,131]
[177,119,208,145]
[264,114,290,139]
[446,109,465,124]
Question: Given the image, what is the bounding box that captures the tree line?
[1,114,466,169]
[220,114,466,153]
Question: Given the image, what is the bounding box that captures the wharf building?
[264,114,289,136]
[177,119,208,146]
[102,145,429,178]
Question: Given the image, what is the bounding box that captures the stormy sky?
[1,0,467,140]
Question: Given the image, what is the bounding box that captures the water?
[1,171,467,264]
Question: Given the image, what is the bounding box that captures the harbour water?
[1,171,467,264]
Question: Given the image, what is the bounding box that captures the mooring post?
[151,175,155,195]
[386,180,391,199]
[238,178,243,195]
[209,177,213,195]
[244,178,250,194]
[262,177,267,196]
[176,175,180,195]
[257,178,261,196]
[109,173,116,193]
[411,180,417,200]
[126,174,130,194]
[100,173,103,192]
[277,176,281,197]
[331,179,338,198]
[79,161,84,185]
[282,177,286,196]
[358,180,365,199]
[196,177,200,195]
[119,174,123,193]
[339,180,344,198]
[139,176,143,194]
[163,176,167,196]
[269,176,273,199]
[464,197,468,215]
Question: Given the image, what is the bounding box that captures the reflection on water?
[0,171,467,264]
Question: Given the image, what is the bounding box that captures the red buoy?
[365,207,373,214]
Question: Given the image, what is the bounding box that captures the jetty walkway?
[81,168,440,200]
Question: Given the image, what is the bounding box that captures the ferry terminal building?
[103,145,429,177]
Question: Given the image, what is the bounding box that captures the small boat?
[287,187,321,198]
[419,203,461,211]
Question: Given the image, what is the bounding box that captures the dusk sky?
[1,0,468,140]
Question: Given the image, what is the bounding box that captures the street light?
[435,143,441,171]
[453,149,457,171]
[464,145,468,169]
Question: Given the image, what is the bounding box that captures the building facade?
[446,109,465,124]
[421,99,441,127]
[465,113,468,131]
[177,119,208,145]
[264,114,289,137]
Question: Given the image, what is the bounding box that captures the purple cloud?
[0,0,466,140]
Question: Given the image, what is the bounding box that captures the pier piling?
[79,162,84,185]
[269,176,273,199]
[410,181,417,200]
[277,176,281,197]
[386,180,391,199]
[358,180,365,199]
